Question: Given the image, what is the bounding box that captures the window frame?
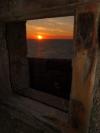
[6,16,74,112]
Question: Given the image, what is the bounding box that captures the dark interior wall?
[6,22,30,90]
[0,1,76,131]
[0,1,99,133]
[0,0,75,21]
[0,0,93,22]
[0,2,76,131]
[0,22,65,133]
[0,23,11,99]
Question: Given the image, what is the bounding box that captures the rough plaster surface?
[0,0,96,22]
[6,22,30,90]
[0,104,60,133]
[89,52,100,133]
[0,1,99,133]
[0,23,11,98]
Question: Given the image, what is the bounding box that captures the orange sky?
[26,16,74,40]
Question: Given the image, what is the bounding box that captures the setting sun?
[37,35,43,40]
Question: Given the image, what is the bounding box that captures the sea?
[27,39,73,99]
[27,39,74,59]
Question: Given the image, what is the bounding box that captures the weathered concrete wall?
[0,0,76,22]
[89,52,100,133]
[0,23,11,99]
[0,102,60,133]
[0,1,100,133]
[0,93,69,133]
[0,0,98,22]
[68,3,100,133]
[0,20,68,133]
[6,22,30,90]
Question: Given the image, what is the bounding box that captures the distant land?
[27,39,74,59]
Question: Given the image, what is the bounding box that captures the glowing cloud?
[26,16,74,39]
